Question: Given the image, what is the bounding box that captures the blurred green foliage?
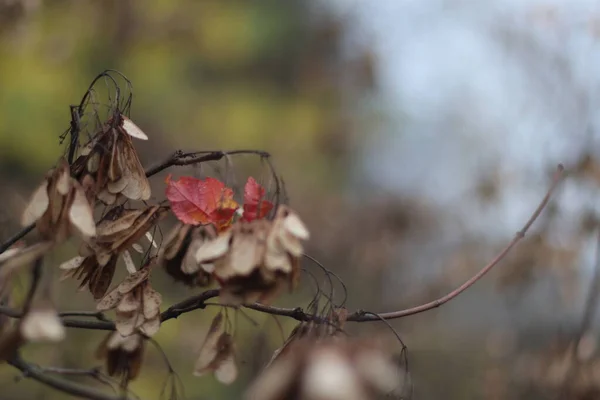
[0,1,375,399]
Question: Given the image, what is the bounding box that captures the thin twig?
[0,149,270,255]
[0,224,34,254]
[8,354,125,400]
[559,229,600,398]
[347,164,565,322]
[23,258,43,314]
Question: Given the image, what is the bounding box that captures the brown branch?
[8,353,125,400]
[347,164,565,322]
[144,149,271,178]
[0,149,270,255]
[0,165,566,330]
[0,289,220,331]
[0,224,34,254]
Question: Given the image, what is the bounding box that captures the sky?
[323,0,600,282]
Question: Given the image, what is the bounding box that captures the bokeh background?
[1,0,600,399]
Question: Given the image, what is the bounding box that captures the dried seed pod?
[20,300,65,343]
[194,313,238,384]
[96,331,145,384]
[72,114,151,204]
[195,206,309,305]
[158,223,215,287]
[60,206,167,299]
[245,337,403,400]
[21,158,96,242]
[96,263,161,337]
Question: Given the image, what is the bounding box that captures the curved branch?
[347,164,565,322]
[8,354,124,400]
[0,164,565,330]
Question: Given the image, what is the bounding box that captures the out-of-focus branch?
[347,164,564,322]
[0,165,565,330]
[8,354,125,400]
[144,149,271,178]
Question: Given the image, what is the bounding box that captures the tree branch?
[0,149,270,254]
[347,164,564,322]
[8,354,125,400]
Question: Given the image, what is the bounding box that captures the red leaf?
[166,175,239,228]
[242,177,273,222]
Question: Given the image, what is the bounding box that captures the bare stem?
[8,354,125,400]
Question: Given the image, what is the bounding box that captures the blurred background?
[1,0,600,399]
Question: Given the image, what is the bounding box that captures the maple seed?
[21,157,96,242]
[97,263,161,337]
[96,331,145,385]
[20,301,66,343]
[245,337,403,400]
[72,119,151,204]
[158,222,215,287]
[194,205,309,305]
[194,313,239,384]
[60,206,168,299]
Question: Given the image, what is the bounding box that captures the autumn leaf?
[166,175,239,229]
[242,177,273,222]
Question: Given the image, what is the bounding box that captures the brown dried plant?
[0,70,563,400]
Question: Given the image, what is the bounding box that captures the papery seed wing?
[68,183,97,238]
[21,180,50,227]
[115,310,141,337]
[215,335,238,385]
[139,316,160,337]
[122,251,137,274]
[117,267,150,294]
[121,116,149,140]
[194,313,224,375]
[97,285,126,311]
[96,209,144,238]
[142,285,162,319]
[283,211,309,240]
[195,229,232,264]
[116,290,142,313]
[89,254,117,300]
